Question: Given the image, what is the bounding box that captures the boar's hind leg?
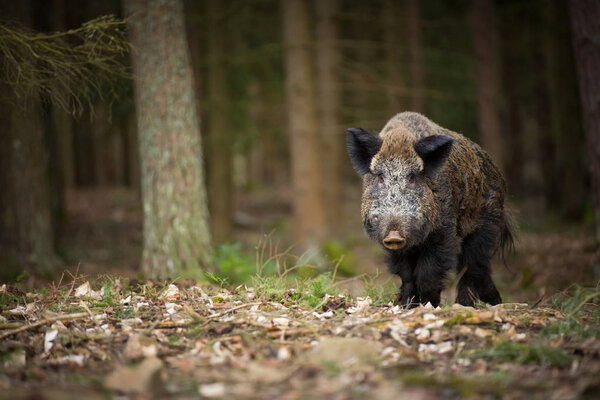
[386,252,419,308]
[457,226,502,306]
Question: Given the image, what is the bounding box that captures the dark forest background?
[0,0,598,302]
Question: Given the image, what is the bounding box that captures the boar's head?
[346,127,453,251]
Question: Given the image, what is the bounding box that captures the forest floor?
[0,277,599,399]
[3,189,598,399]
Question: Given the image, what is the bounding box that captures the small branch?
[0,312,90,341]
[207,302,262,320]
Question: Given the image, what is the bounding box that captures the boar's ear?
[346,128,383,175]
[414,135,454,178]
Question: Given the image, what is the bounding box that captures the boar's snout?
[382,230,406,250]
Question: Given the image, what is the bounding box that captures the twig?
[207,302,262,320]
[0,312,90,340]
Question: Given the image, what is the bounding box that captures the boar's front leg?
[385,251,419,307]
[414,233,458,307]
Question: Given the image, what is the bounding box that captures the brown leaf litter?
[0,279,598,399]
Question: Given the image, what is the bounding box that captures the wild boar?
[346,112,513,307]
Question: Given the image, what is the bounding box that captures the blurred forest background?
[0,0,598,303]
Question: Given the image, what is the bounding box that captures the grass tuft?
[471,339,572,367]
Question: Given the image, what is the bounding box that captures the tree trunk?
[544,1,586,219]
[470,0,503,172]
[569,0,600,238]
[50,0,74,220]
[383,0,405,115]
[407,0,426,114]
[123,110,141,191]
[0,0,61,278]
[91,101,110,186]
[0,90,63,278]
[283,0,327,247]
[315,0,342,236]
[126,0,213,278]
[498,2,528,198]
[205,0,234,243]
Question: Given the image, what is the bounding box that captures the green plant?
[543,283,600,339]
[211,243,256,285]
[471,339,572,367]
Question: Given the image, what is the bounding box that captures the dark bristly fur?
[346,112,514,307]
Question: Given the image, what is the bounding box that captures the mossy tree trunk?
[283,0,327,247]
[126,0,213,278]
[569,0,600,239]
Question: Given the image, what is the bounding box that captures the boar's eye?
[373,170,384,184]
[407,172,417,184]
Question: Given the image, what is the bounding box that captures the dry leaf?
[104,357,163,394]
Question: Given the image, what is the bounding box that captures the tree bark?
[470,0,503,172]
[383,0,405,115]
[569,0,600,238]
[0,90,62,278]
[0,0,61,278]
[205,0,234,243]
[407,0,426,114]
[544,1,586,219]
[283,0,327,247]
[126,0,213,278]
[91,101,110,186]
[315,0,342,236]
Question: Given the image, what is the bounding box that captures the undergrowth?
[471,339,572,367]
[543,283,600,339]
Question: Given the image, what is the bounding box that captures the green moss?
[401,370,509,397]
[444,313,472,327]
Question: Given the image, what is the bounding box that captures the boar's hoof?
[383,231,406,250]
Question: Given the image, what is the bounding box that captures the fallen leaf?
[273,317,290,327]
[44,329,58,353]
[74,282,102,300]
[104,357,163,394]
[199,382,226,398]
[306,337,382,368]
[160,284,180,300]
[123,334,159,360]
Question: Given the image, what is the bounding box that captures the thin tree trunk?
[126,0,213,278]
[545,1,586,219]
[569,0,600,238]
[205,0,234,243]
[498,2,525,196]
[124,110,140,191]
[50,0,74,222]
[316,0,342,236]
[91,101,110,186]
[72,113,95,186]
[283,0,327,247]
[407,0,425,114]
[470,0,503,172]
[383,0,405,115]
